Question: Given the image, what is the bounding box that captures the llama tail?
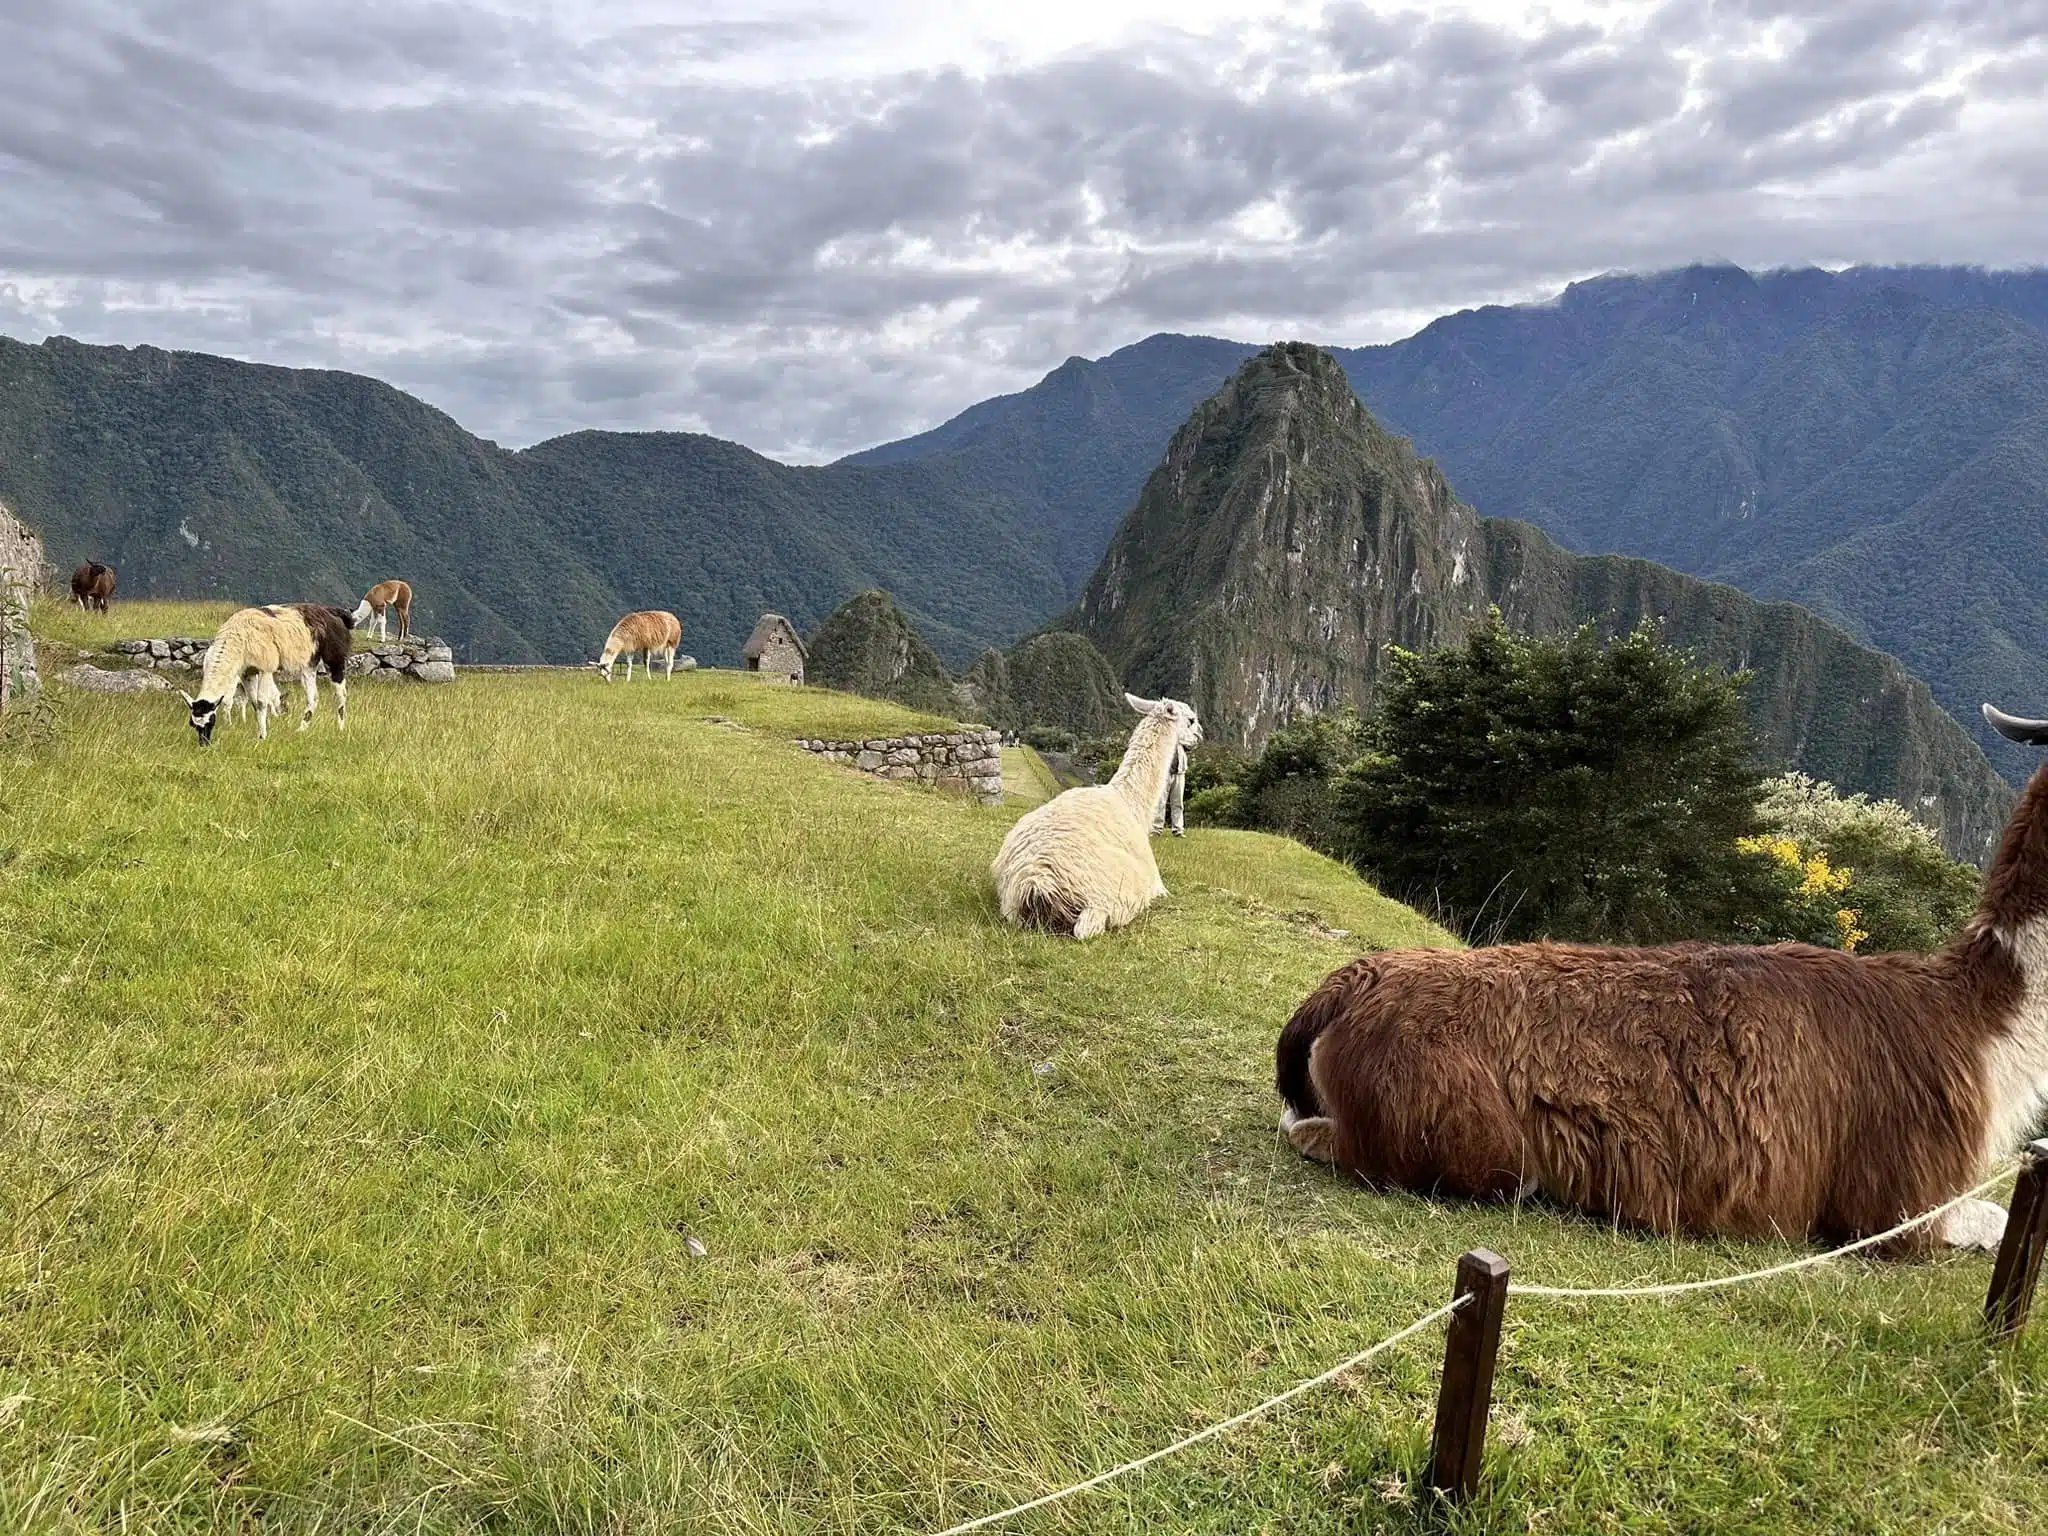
[1276,960,1377,1117]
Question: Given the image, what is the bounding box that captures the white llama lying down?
[993,693,1202,939]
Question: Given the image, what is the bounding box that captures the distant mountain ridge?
[1067,343,2015,862]
[855,263,2048,778]
[0,335,1069,667]
[9,261,2044,777]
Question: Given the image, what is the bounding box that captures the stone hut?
[743,613,807,685]
[1,500,44,714]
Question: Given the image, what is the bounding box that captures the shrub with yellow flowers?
[1735,833,1870,951]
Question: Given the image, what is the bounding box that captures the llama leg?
[299,668,317,730]
[1073,907,1107,940]
[1940,1197,2008,1251]
[334,677,348,731]
[1280,1104,1340,1164]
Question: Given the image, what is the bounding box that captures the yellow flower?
[1835,908,1868,953]
[1736,834,1803,869]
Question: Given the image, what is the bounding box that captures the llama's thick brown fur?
[1277,753,2048,1253]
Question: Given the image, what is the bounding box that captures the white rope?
[924,1161,2021,1533]
[1508,1162,2018,1299]
[926,1295,1466,1536]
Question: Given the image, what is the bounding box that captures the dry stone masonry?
[104,634,456,683]
[796,727,1003,805]
[0,502,41,713]
[345,637,457,684]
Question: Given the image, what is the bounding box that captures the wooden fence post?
[1986,1139,2048,1340]
[1425,1248,1510,1501]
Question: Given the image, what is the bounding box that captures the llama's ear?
[1984,703,2048,746]
[178,690,195,706]
[1125,692,1161,715]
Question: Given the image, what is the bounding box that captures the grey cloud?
[0,0,2042,462]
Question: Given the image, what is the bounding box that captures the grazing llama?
[351,580,412,643]
[1274,702,2048,1255]
[993,694,1202,939]
[598,610,683,681]
[184,605,352,744]
[70,562,115,612]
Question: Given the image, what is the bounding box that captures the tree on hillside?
[1334,614,1775,945]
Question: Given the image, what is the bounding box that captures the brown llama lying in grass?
[1275,703,2048,1255]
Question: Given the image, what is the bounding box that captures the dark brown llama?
[70,562,115,612]
[1275,703,2048,1255]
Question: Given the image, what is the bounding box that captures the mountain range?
[6,261,2044,776]
[1067,343,2013,861]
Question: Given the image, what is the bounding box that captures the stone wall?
[795,727,1003,804]
[345,637,456,684]
[0,502,44,713]
[105,634,456,683]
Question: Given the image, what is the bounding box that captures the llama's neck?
[1961,765,2048,1165]
[197,641,243,706]
[1109,714,1180,820]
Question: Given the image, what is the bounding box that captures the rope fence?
[926,1298,1465,1536]
[927,1143,2048,1533]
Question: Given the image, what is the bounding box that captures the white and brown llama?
[993,693,1202,939]
[598,610,683,682]
[350,579,412,643]
[1274,703,2048,1255]
[184,605,352,744]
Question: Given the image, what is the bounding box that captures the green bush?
[1185,785,1244,827]
[1752,773,1980,951]
[1334,615,1774,945]
[1023,724,1077,754]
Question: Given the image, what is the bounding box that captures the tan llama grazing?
[351,579,412,643]
[1273,702,2048,1256]
[992,694,1202,939]
[598,610,683,681]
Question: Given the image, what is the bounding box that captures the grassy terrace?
[3,605,2045,1532]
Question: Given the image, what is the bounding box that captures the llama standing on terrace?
[598,610,683,682]
[70,562,115,612]
[1274,703,2048,1255]
[993,694,1202,939]
[351,580,412,643]
[184,604,351,744]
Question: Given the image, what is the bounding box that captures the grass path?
[3,648,2046,1532]
[1001,746,1062,809]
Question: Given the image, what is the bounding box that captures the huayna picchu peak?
[1068,342,2015,862]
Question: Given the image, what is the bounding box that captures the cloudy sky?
[1,0,2043,459]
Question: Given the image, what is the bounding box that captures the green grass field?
[5,609,2047,1533]
[30,597,242,654]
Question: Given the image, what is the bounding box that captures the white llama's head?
[1126,692,1203,749]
